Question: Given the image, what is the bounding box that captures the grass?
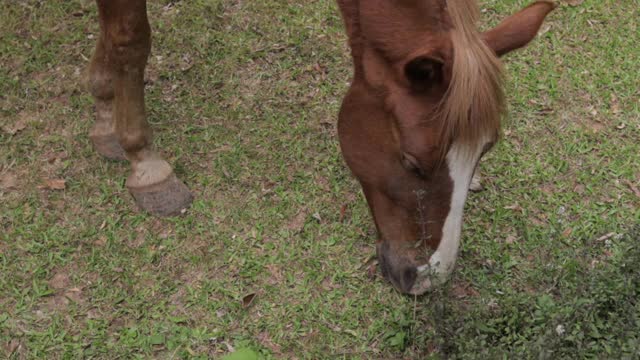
[1,0,639,358]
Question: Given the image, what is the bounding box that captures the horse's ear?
[482,1,556,57]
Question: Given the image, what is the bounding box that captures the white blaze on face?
[410,138,489,295]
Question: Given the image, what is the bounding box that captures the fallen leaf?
[505,234,517,244]
[316,175,330,192]
[566,0,584,6]
[321,277,337,291]
[610,93,622,115]
[2,112,29,135]
[624,180,640,199]
[367,262,378,280]
[595,232,616,242]
[257,332,282,355]
[339,204,348,222]
[43,151,68,164]
[0,173,17,190]
[286,211,307,232]
[64,287,84,303]
[242,293,256,308]
[4,339,20,357]
[530,216,546,227]
[539,23,552,35]
[93,237,107,247]
[265,264,283,285]
[586,120,605,133]
[561,228,573,238]
[49,272,70,290]
[223,341,235,353]
[451,283,479,299]
[505,203,523,213]
[573,184,585,194]
[41,178,66,190]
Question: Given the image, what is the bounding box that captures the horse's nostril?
[377,241,420,294]
[401,267,417,293]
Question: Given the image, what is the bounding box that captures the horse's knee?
[88,60,114,100]
[110,35,150,67]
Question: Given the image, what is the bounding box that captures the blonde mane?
[439,0,505,153]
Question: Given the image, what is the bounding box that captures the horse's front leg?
[87,0,192,216]
[87,26,124,160]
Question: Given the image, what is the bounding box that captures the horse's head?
[337,0,555,294]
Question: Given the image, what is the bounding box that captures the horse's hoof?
[128,172,193,217]
[89,133,126,161]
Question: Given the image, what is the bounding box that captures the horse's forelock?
[438,0,505,157]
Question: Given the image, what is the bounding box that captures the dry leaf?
[41,178,66,190]
[339,204,348,222]
[623,180,640,199]
[49,272,70,290]
[505,234,517,244]
[2,117,27,135]
[286,211,307,232]
[539,23,552,36]
[610,93,622,115]
[2,113,29,135]
[0,173,17,190]
[4,339,21,356]
[257,332,282,355]
[505,203,523,213]
[451,282,479,299]
[566,0,584,6]
[561,228,573,238]
[242,293,256,308]
[595,232,615,242]
[530,216,546,227]
[367,262,378,280]
[316,175,330,192]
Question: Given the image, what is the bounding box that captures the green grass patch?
[1,0,638,358]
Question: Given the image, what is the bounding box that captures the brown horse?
[335,0,554,294]
[86,1,554,293]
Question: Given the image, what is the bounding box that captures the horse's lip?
[407,280,432,295]
[386,266,434,295]
[407,264,439,295]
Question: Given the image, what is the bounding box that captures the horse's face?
[338,1,555,294]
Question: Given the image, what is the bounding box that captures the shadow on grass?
[409,225,640,359]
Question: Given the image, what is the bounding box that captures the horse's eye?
[404,56,443,92]
[401,152,425,178]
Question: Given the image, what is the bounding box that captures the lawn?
[1,0,639,358]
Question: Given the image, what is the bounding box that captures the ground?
[1,0,639,358]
